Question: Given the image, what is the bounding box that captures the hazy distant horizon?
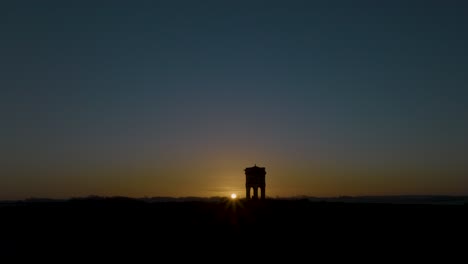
[2,192,468,202]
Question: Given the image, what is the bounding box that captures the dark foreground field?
[1,198,466,260]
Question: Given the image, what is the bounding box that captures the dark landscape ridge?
[1,194,467,205]
[1,197,466,259]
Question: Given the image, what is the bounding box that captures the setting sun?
[230,193,237,199]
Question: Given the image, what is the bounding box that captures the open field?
[1,198,466,260]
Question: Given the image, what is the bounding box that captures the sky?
[1,0,468,199]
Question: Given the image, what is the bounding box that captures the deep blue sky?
[1,0,468,199]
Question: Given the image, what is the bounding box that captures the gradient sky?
[1,0,468,199]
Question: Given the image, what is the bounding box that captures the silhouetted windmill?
[245,164,266,200]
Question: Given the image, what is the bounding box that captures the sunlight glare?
[230,193,237,199]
